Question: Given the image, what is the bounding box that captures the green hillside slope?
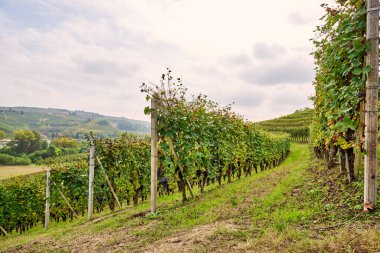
[257,108,313,142]
[0,107,149,139]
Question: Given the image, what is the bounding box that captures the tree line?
[0,130,85,165]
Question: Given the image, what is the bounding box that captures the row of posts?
[44,97,158,229]
[45,64,380,225]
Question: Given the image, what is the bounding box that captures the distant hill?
[0,107,150,139]
[256,108,313,142]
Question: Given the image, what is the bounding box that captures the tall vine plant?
[141,69,290,202]
[311,0,370,182]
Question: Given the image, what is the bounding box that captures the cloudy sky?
[0,0,331,122]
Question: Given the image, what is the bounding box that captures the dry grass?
[0,165,44,180]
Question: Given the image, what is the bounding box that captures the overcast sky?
[0,0,332,122]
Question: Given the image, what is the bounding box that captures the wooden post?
[364,0,379,211]
[165,137,194,198]
[186,179,194,198]
[151,96,158,213]
[95,156,122,208]
[355,99,365,178]
[345,151,352,183]
[0,226,7,236]
[88,140,95,220]
[338,151,343,174]
[45,169,50,229]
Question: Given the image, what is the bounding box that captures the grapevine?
[311,0,368,179]
[0,71,290,235]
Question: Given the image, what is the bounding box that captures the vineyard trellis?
[311,0,378,211]
[0,71,291,235]
[363,0,378,211]
[141,69,291,207]
[257,108,313,143]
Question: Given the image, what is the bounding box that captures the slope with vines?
[257,108,313,143]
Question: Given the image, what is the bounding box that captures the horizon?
[0,105,149,122]
[0,105,313,124]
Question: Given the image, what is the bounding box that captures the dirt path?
[58,165,297,252]
[138,165,301,253]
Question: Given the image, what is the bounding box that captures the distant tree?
[51,136,79,148]
[11,130,45,154]
[0,130,5,140]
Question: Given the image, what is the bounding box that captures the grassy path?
[3,143,379,252]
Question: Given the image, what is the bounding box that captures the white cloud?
[252,43,286,61]
[0,0,328,121]
[241,57,314,86]
[288,12,312,26]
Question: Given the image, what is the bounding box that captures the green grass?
[1,142,380,252]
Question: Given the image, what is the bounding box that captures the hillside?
[1,143,379,252]
[0,107,149,139]
[257,108,313,142]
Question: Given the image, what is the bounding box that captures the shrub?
[0,154,31,165]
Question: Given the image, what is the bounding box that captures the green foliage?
[0,130,86,163]
[0,130,5,140]
[141,69,291,201]
[0,154,31,165]
[257,108,313,143]
[51,137,79,148]
[311,1,367,150]
[0,161,90,234]
[9,130,47,154]
[0,133,151,234]
[93,132,151,209]
[0,174,45,234]
[0,161,86,234]
[38,153,88,165]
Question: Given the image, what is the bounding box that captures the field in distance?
[0,165,44,180]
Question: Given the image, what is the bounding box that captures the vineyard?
[257,108,313,143]
[1,0,380,251]
[311,0,379,212]
[0,72,290,236]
